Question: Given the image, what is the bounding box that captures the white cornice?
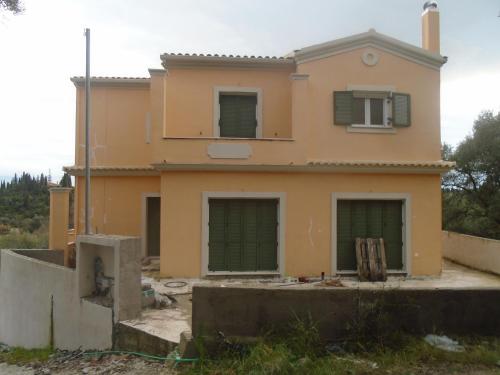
[291,30,447,70]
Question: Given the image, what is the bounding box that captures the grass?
[0,347,53,365]
[0,229,48,249]
[181,317,500,375]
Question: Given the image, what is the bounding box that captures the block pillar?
[49,187,72,265]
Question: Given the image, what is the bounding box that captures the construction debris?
[316,279,344,287]
[424,334,465,352]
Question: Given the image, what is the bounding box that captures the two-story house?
[64,2,453,278]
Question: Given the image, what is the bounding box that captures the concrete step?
[114,322,177,357]
[178,330,198,359]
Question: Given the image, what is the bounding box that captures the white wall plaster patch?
[207,143,252,159]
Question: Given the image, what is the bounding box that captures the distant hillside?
[0,173,50,233]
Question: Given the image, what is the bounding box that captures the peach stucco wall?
[75,176,160,236]
[295,47,441,162]
[160,172,442,278]
[163,68,293,139]
[75,86,152,167]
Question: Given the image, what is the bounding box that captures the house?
[60,2,453,278]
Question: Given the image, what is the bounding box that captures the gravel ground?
[0,352,180,375]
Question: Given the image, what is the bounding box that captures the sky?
[0,0,499,182]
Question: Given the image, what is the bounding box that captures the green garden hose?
[82,350,198,364]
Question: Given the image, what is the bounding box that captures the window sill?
[347,126,397,134]
[163,136,295,142]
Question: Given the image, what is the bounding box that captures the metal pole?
[84,28,91,235]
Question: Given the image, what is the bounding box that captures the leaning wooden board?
[355,238,387,282]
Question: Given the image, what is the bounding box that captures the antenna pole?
[84,28,91,235]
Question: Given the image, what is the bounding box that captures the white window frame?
[213,86,263,138]
[201,191,286,277]
[330,192,412,276]
[347,84,395,129]
[351,95,392,128]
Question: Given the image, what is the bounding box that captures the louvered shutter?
[219,95,257,138]
[337,200,403,271]
[208,199,278,272]
[333,91,353,125]
[392,93,411,127]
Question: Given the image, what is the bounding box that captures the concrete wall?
[192,285,500,340]
[0,235,140,350]
[13,250,64,266]
[0,249,112,350]
[443,231,500,275]
[77,235,142,323]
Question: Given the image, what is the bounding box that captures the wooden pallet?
[355,238,387,282]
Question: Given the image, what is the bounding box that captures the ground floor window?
[337,200,403,271]
[208,199,278,272]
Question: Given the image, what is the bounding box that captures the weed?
[0,346,53,365]
[182,316,500,375]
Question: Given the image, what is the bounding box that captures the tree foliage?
[0,0,23,14]
[442,111,500,239]
[0,173,49,233]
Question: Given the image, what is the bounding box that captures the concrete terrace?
[120,260,500,347]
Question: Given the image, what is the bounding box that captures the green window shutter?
[256,200,278,270]
[208,199,278,272]
[208,199,226,271]
[337,200,403,271]
[352,97,365,125]
[219,95,257,138]
[333,91,353,125]
[392,93,411,127]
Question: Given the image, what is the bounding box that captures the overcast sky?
[0,0,499,181]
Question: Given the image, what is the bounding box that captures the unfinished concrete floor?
[120,260,500,348]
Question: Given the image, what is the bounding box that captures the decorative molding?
[361,49,379,66]
[292,29,446,70]
[201,191,286,277]
[331,192,412,276]
[207,143,252,159]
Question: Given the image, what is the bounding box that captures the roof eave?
[160,54,296,70]
[70,77,150,88]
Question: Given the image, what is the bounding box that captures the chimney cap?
[423,1,438,11]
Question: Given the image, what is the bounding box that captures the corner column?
[49,187,72,264]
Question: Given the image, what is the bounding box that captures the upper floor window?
[213,87,262,138]
[334,90,411,128]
